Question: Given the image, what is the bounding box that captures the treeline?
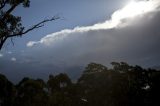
[0,62,160,106]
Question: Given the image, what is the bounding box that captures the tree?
[0,74,15,106]
[15,78,47,106]
[0,62,160,106]
[78,62,160,106]
[83,63,108,74]
[111,62,131,72]
[47,74,73,106]
[0,0,59,50]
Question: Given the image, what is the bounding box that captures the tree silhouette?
[0,62,160,106]
[0,74,15,106]
[15,78,47,106]
[0,0,59,50]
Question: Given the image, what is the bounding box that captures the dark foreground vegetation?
[0,62,160,106]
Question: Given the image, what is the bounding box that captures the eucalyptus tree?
[0,0,59,50]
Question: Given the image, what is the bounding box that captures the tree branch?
[7,16,60,38]
[1,4,18,21]
[0,36,7,50]
[0,0,8,10]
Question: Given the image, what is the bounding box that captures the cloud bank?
[23,0,160,69]
[27,0,160,47]
[1,0,160,82]
[24,0,160,68]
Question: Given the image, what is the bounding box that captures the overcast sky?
[0,0,160,83]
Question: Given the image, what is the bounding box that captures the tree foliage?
[0,0,59,50]
[0,62,160,106]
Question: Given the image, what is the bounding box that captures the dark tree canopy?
[0,0,59,50]
[0,62,160,106]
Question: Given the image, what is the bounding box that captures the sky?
[0,0,160,83]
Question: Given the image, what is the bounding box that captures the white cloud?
[11,57,16,62]
[27,41,38,47]
[27,0,160,47]
[112,0,159,20]
[0,53,3,58]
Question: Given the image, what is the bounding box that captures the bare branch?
[8,16,60,38]
[0,16,59,50]
[0,1,61,50]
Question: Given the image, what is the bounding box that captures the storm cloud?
[27,0,160,47]
[24,0,160,66]
[1,0,160,82]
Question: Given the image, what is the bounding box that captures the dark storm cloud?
[24,10,160,67]
[1,0,160,82]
